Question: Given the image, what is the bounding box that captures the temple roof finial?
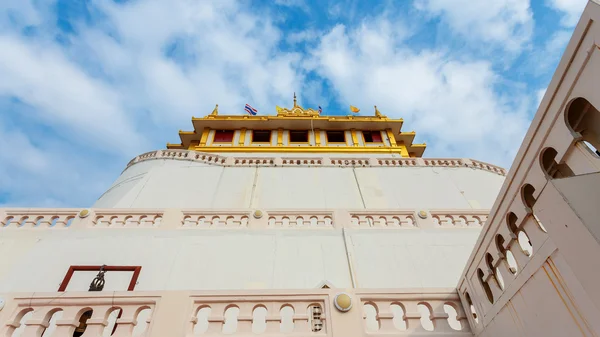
[293,92,297,107]
[211,104,219,116]
[374,105,382,118]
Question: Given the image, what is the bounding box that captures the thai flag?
[318,106,322,114]
[245,104,258,115]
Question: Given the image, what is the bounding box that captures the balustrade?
[187,295,328,336]
[0,209,78,229]
[359,293,471,335]
[93,211,163,228]
[349,212,416,228]
[3,293,157,337]
[182,211,250,228]
[267,212,334,228]
[431,212,487,228]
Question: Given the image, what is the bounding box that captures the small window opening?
[326,131,346,143]
[290,130,308,143]
[363,131,382,143]
[214,130,234,143]
[309,305,323,332]
[252,130,271,143]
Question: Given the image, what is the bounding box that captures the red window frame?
[364,131,382,143]
[58,265,142,292]
[214,130,234,143]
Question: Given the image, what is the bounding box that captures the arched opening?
[565,97,600,152]
[518,231,534,256]
[477,268,494,304]
[486,253,503,290]
[521,184,536,208]
[495,234,506,255]
[465,292,478,323]
[540,147,574,178]
[507,212,519,235]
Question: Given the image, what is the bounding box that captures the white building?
[1,2,600,336]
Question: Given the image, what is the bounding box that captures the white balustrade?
[0,209,78,229]
[267,212,334,228]
[359,293,471,336]
[431,212,488,228]
[93,211,163,228]
[349,212,416,228]
[182,211,250,228]
[187,295,328,336]
[3,293,157,337]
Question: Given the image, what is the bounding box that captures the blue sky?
[0,0,589,207]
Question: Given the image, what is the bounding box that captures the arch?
[251,305,268,334]
[565,97,600,151]
[443,302,462,331]
[389,302,407,330]
[279,305,295,333]
[363,302,379,332]
[465,292,478,323]
[485,253,502,289]
[521,184,537,209]
[477,268,494,304]
[518,231,534,256]
[417,302,434,331]
[506,212,519,235]
[193,305,212,335]
[540,147,574,178]
[495,234,506,255]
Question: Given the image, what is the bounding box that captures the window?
[214,130,234,143]
[58,265,142,292]
[326,131,346,143]
[363,131,382,143]
[252,130,271,143]
[290,130,308,143]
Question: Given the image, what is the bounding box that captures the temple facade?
[1,1,600,337]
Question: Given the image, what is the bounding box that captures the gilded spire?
[211,104,219,116]
[374,105,382,118]
[293,92,297,107]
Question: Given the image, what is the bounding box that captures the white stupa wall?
[94,156,504,209]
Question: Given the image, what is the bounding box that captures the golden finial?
[374,105,382,117]
[293,92,297,107]
[211,104,218,115]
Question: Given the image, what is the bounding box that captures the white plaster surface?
[0,228,482,292]
[94,158,504,209]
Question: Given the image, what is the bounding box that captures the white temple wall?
[94,159,504,209]
[0,227,482,293]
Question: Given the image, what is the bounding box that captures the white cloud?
[311,22,531,166]
[415,0,533,51]
[547,0,587,26]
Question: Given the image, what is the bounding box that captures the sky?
[0,0,590,207]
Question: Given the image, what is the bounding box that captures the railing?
[125,150,506,176]
[187,294,329,336]
[0,209,489,230]
[1,290,471,337]
[3,292,158,337]
[359,291,471,336]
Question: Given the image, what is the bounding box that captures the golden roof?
[167,95,426,157]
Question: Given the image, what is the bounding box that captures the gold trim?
[192,145,408,155]
[315,129,321,146]
[351,129,359,147]
[398,141,410,157]
[239,128,247,145]
[199,128,210,146]
[277,128,283,146]
[386,129,397,147]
